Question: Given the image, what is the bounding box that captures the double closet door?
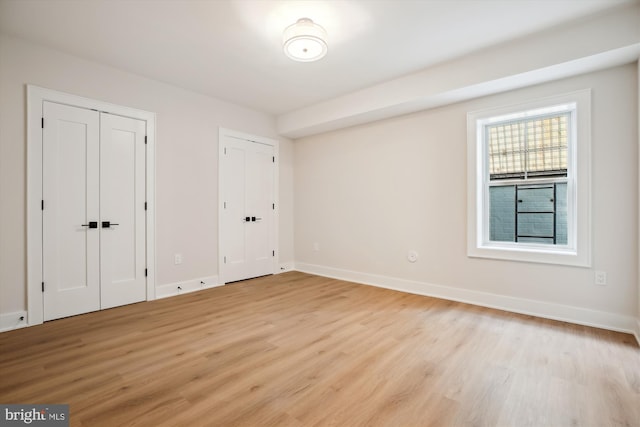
[42,101,147,321]
[219,135,275,283]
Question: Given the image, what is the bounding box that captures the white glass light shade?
[283,18,328,62]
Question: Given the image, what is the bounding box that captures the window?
[488,111,569,245]
[467,90,591,267]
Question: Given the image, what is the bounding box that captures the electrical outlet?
[594,271,607,286]
[174,254,183,265]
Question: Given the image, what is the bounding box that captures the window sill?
[468,242,590,267]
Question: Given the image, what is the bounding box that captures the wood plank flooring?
[0,272,638,426]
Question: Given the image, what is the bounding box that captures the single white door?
[100,113,147,309]
[43,102,101,320]
[220,136,275,283]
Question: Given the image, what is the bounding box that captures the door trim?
[27,85,157,325]
[218,127,279,284]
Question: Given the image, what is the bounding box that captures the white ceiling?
[0,0,635,115]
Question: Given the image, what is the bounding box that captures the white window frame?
[467,89,591,267]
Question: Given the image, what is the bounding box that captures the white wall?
[295,64,638,332]
[0,34,294,319]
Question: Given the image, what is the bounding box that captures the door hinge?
[272,250,275,257]
[41,282,44,292]
[41,118,44,129]
[272,203,275,210]
[41,200,44,210]
[224,256,227,264]
[272,156,275,163]
[223,201,227,209]
[145,268,148,277]
[144,202,147,211]
[224,147,227,155]
[144,135,147,144]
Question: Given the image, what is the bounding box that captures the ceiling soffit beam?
[277,4,640,139]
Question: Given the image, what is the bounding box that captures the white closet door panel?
[43,102,100,321]
[100,113,146,309]
[221,142,248,282]
[246,145,274,278]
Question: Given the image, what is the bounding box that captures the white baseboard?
[295,262,638,337]
[277,261,295,274]
[0,310,28,333]
[156,275,221,299]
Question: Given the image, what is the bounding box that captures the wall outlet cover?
[594,271,607,286]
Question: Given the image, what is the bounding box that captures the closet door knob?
[81,221,98,229]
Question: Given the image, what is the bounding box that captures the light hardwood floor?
[1,272,638,426]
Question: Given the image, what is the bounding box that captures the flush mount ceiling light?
[283,18,328,62]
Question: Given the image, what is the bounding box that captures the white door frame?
[27,85,156,325]
[218,127,279,283]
